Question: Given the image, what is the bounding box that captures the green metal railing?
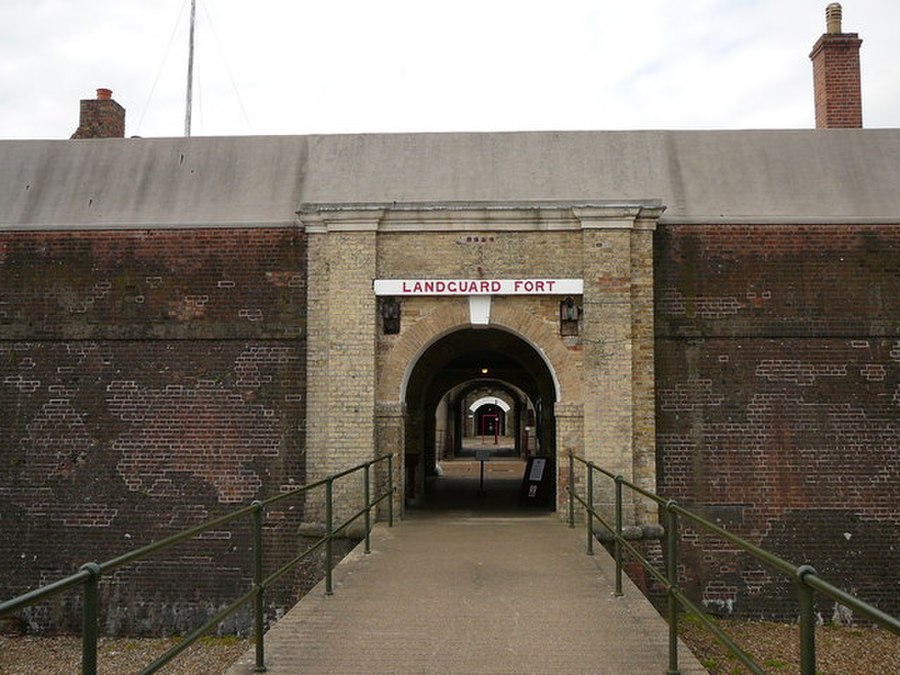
[567,452,900,675]
[0,454,394,675]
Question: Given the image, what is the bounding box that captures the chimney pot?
[96,88,113,101]
[826,3,843,34]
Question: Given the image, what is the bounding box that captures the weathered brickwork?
[0,228,308,633]
[70,90,126,139]
[304,226,378,523]
[655,223,900,620]
[0,229,305,339]
[374,230,551,510]
[376,230,585,279]
[6,210,896,632]
[368,208,659,516]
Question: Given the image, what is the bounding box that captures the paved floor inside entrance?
[423,458,532,513]
[226,471,706,674]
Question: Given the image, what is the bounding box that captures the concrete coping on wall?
[594,523,666,543]
[298,521,368,540]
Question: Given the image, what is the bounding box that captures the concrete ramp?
[227,515,706,674]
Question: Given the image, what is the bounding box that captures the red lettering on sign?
[387,278,574,295]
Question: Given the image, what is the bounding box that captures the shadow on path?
[411,459,552,517]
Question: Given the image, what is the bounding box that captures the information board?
[519,456,553,507]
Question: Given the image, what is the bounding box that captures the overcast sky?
[1,0,898,140]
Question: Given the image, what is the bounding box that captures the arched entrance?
[402,327,557,511]
[303,201,661,524]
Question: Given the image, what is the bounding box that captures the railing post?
[80,562,101,675]
[585,463,594,555]
[666,501,680,675]
[364,463,371,555]
[251,500,267,673]
[797,565,818,675]
[614,475,623,597]
[325,478,334,596]
[568,453,575,528]
[387,454,394,527]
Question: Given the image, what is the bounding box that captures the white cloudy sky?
[1,0,898,139]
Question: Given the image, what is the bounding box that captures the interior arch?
[402,327,558,511]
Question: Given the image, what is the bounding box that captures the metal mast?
[184,0,196,137]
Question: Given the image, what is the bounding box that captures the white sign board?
[528,458,547,482]
[374,279,583,296]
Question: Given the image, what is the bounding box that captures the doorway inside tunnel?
[403,327,557,512]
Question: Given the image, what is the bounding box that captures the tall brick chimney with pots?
[70,88,126,139]
[809,3,862,129]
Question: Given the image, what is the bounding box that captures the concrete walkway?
[226,511,706,674]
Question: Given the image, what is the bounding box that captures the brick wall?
[655,223,900,620]
[0,228,308,634]
[7,216,897,630]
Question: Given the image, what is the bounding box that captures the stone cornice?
[297,201,666,233]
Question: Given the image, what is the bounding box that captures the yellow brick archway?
[375,299,582,407]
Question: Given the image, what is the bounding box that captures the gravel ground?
[0,635,250,675]
[1,621,897,674]
[678,618,900,674]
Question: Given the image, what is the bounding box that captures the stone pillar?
[375,402,405,519]
[575,206,664,524]
[300,209,381,521]
[630,217,659,523]
[555,401,583,514]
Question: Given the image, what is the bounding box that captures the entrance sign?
[374,278,583,296]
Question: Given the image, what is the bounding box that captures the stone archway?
[302,200,663,522]
[404,327,558,509]
[376,302,579,514]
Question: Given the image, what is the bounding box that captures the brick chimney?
[71,88,126,139]
[809,3,862,128]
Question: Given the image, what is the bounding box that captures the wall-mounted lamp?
[559,296,581,336]
[380,297,400,334]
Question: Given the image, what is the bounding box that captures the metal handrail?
[0,454,395,675]
[567,452,900,675]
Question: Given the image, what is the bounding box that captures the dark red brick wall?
[655,223,900,621]
[0,228,308,634]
